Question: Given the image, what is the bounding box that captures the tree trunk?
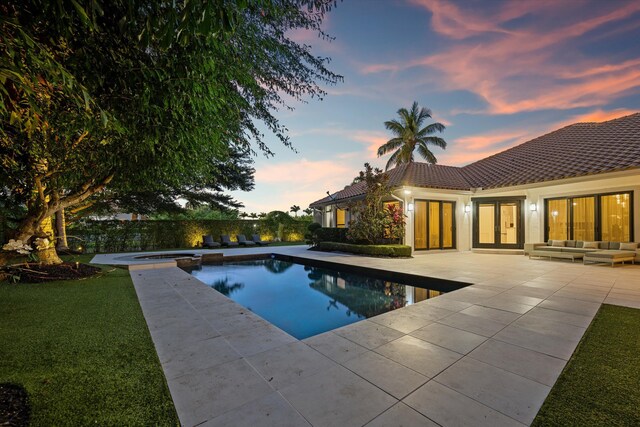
[37,214,63,265]
[55,209,69,251]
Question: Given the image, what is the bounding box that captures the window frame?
[543,191,634,242]
[413,199,457,250]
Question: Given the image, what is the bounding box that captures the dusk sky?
[230,0,640,215]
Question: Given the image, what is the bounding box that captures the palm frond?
[423,136,447,149]
[418,122,445,136]
[377,138,403,156]
[416,143,438,164]
[384,119,405,136]
[385,148,402,171]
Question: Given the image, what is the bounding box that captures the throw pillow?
[551,240,566,247]
[619,242,639,251]
[583,241,599,249]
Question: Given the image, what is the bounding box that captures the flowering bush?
[385,203,406,241]
[2,239,33,255]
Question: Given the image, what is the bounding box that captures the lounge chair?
[252,234,270,246]
[202,235,221,248]
[236,234,256,246]
[220,235,239,247]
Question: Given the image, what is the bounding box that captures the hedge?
[314,227,350,243]
[315,242,412,257]
[67,219,308,253]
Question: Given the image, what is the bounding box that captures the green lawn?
[0,254,178,426]
[533,304,640,426]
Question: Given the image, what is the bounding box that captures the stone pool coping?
[92,246,640,426]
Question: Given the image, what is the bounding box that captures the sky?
[230,0,640,215]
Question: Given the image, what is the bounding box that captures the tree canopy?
[377,101,446,170]
[0,0,342,252]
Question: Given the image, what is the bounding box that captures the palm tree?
[290,205,300,217]
[377,101,447,170]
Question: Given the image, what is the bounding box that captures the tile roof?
[310,113,640,207]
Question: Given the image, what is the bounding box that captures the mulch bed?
[2,262,101,283]
[0,383,30,427]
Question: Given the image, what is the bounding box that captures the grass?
[0,254,178,426]
[533,304,640,426]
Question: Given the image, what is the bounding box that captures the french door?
[473,198,524,249]
[414,200,456,250]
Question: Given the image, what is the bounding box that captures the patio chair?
[202,235,221,248]
[252,234,270,246]
[220,235,239,247]
[236,234,256,246]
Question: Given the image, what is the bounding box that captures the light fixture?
[464,204,471,213]
[529,203,537,212]
[552,210,558,217]
[403,189,411,195]
[407,203,414,212]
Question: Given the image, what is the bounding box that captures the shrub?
[347,163,406,244]
[305,222,322,245]
[315,227,350,244]
[315,242,411,257]
[67,219,308,253]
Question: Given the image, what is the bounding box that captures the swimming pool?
[190,257,465,339]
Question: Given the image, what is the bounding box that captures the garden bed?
[2,262,101,283]
[313,241,412,257]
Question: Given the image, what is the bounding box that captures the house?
[309,113,640,252]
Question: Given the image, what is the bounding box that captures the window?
[545,192,633,242]
[547,199,568,240]
[601,193,631,242]
[336,208,347,228]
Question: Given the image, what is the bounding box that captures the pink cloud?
[360,0,640,115]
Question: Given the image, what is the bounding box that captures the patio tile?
[512,314,587,341]
[525,306,594,328]
[468,339,566,387]
[168,358,273,427]
[434,357,550,425]
[224,322,297,357]
[605,297,640,309]
[208,311,270,335]
[279,365,397,427]
[343,351,428,399]
[437,312,508,337]
[247,341,335,390]
[202,392,310,427]
[303,331,368,364]
[402,303,455,321]
[459,305,521,324]
[334,320,404,350]
[150,322,220,360]
[477,298,535,314]
[374,335,462,378]
[410,323,487,354]
[422,297,473,312]
[493,325,579,360]
[538,295,601,316]
[365,403,438,427]
[368,311,432,334]
[404,380,525,427]
[161,336,240,379]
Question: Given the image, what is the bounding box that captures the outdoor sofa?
[528,240,639,266]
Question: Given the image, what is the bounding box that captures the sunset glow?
[231,0,640,213]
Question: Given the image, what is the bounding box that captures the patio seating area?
[93,247,640,426]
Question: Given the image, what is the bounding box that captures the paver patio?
[93,247,640,426]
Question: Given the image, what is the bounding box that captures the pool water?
[190,258,454,339]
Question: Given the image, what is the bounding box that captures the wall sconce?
[407,203,414,212]
[464,204,471,213]
[529,203,537,212]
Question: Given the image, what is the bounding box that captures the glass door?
[414,200,456,250]
[474,199,523,249]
